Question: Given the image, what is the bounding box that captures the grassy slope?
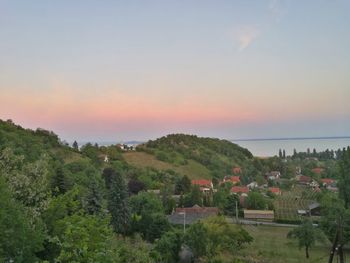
[123,151,212,179]
[239,225,341,263]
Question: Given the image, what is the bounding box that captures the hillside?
[123,151,212,179]
[130,134,253,180]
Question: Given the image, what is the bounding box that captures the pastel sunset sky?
[1,0,349,142]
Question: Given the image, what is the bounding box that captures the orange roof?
[268,187,281,193]
[191,179,212,187]
[231,186,249,194]
[320,178,335,185]
[312,168,324,174]
[230,176,240,183]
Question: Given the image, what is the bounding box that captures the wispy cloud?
[234,25,260,51]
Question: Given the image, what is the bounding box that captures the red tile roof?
[320,178,335,185]
[268,187,281,194]
[231,186,249,194]
[229,176,240,183]
[299,175,312,183]
[191,179,212,187]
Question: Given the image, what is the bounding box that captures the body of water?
[233,137,350,157]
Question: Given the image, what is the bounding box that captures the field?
[274,185,319,221]
[238,225,345,263]
[123,151,212,179]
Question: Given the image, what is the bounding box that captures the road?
[226,217,300,228]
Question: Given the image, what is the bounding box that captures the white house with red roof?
[231,186,249,195]
[191,179,213,192]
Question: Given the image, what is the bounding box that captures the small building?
[168,205,219,225]
[268,187,281,195]
[297,175,312,185]
[266,171,281,181]
[320,178,336,186]
[308,202,321,216]
[191,179,213,192]
[297,209,308,216]
[223,176,240,185]
[231,186,249,195]
[232,167,242,174]
[243,210,274,221]
[247,181,258,189]
[309,180,319,188]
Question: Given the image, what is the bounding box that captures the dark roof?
[168,212,215,225]
[168,205,219,225]
[308,202,320,210]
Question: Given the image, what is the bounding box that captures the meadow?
[239,225,341,263]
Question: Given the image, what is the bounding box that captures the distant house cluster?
[191,166,283,198]
[168,163,338,225]
[117,143,136,151]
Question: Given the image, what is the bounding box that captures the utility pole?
[235,201,239,223]
[179,212,186,234]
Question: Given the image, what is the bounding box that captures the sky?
[0,0,349,142]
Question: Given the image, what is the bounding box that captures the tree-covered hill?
[135,134,253,179]
[0,119,256,262]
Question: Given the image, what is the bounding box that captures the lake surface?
[233,137,350,157]
[79,137,350,158]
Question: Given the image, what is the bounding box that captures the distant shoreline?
[231,136,350,142]
[76,136,350,146]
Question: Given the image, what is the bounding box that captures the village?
[168,165,338,226]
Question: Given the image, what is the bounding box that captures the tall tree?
[0,177,45,263]
[103,168,130,234]
[72,140,79,151]
[51,166,67,196]
[278,149,282,158]
[287,219,325,259]
[84,178,103,215]
[338,148,350,208]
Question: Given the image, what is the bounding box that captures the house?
[223,176,240,185]
[231,186,249,195]
[266,171,281,181]
[309,180,319,188]
[320,178,336,186]
[268,187,281,195]
[168,205,219,225]
[243,210,274,222]
[191,179,213,192]
[297,175,312,185]
[312,167,324,174]
[232,167,242,174]
[247,181,258,189]
[297,209,308,216]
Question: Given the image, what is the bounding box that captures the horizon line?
[230,136,350,142]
